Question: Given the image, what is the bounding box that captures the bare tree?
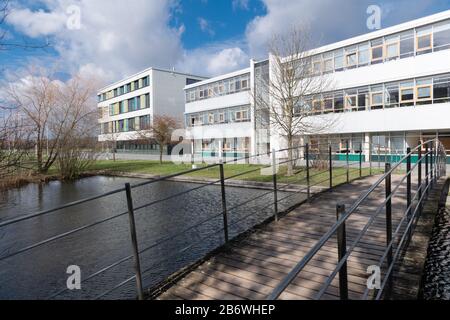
[135,115,180,164]
[0,110,32,180]
[6,68,58,173]
[102,132,120,162]
[0,0,50,51]
[6,68,99,174]
[253,26,334,176]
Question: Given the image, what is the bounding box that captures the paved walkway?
[155,175,416,300]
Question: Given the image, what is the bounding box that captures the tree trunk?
[287,136,294,176]
[36,133,43,173]
[159,143,164,164]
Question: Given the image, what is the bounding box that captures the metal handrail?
[268,138,446,300]
[0,140,405,300]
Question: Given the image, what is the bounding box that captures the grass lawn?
[90,160,385,188]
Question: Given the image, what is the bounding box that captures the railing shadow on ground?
[0,141,412,300]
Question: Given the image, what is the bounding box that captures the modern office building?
[98,68,207,154]
[184,10,450,162]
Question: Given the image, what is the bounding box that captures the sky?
[1,0,450,87]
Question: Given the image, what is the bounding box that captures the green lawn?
[90,160,385,188]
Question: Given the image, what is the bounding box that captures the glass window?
[312,55,323,74]
[345,46,357,68]
[370,85,384,109]
[385,83,399,108]
[323,52,334,73]
[334,49,344,71]
[400,81,415,106]
[385,35,400,61]
[400,31,415,58]
[416,78,432,104]
[371,38,384,63]
[433,75,450,103]
[358,43,370,66]
[323,94,333,113]
[433,20,450,51]
[357,87,369,111]
[417,26,433,54]
[334,92,344,113]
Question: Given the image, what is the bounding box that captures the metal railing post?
[385,163,393,296]
[329,145,333,190]
[425,144,429,194]
[272,149,278,222]
[306,143,310,200]
[406,148,412,238]
[336,204,348,300]
[430,142,434,185]
[219,162,229,243]
[346,141,349,183]
[418,145,422,212]
[359,148,363,178]
[125,183,144,300]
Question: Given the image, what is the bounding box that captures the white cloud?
[198,17,215,36]
[6,0,184,84]
[232,0,250,11]
[6,7,66,37]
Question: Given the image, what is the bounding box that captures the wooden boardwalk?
[156,175,415,300]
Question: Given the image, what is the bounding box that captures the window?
[334,92,344,113]
[416,78,432,105]
[145,94,150,108]
[140,115,150,130]
[334,49,344,71]
[371,39,384,64]
[312,56,323,74]
[370,86,384,110]
[241,78,249,89]
[433,20,450,51]
[323,95,333,113]
[345,47,357,68]
[208,113,214,124]
[126,83,131,93]
[417,26,433,54]
[312,98,323,114]
[400,81,415,106]
[345,94,357,112]
[357,88,369,111]
[358,43,370,66]
[128,118,135,131]
[219,113,225,123]
[400,31,415,58]
[118,120,125,132]
[134,80,139,90]
[385,83,399,108]
[323,52,334,73]
[385,35,400,61]
[143,76,149,87]
[433,75,450,103]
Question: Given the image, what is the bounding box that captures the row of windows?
[185,74,250,103]
[108,94,150,116]
[98,76,150,102]
[301,73,450,115]
[186,105,251,127]
[101,115,151,134]
[303,19,450,76]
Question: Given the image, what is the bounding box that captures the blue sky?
[1,0,450,85]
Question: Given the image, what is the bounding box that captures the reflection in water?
[0,176,304,300]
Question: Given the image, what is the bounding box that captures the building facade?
[98,68,207,154]
[185,10,450,162]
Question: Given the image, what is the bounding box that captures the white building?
[184,10,450,163]
[98,68,206,154]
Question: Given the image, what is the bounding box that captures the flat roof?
[301,9,450,57]
[98,67,208,94]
